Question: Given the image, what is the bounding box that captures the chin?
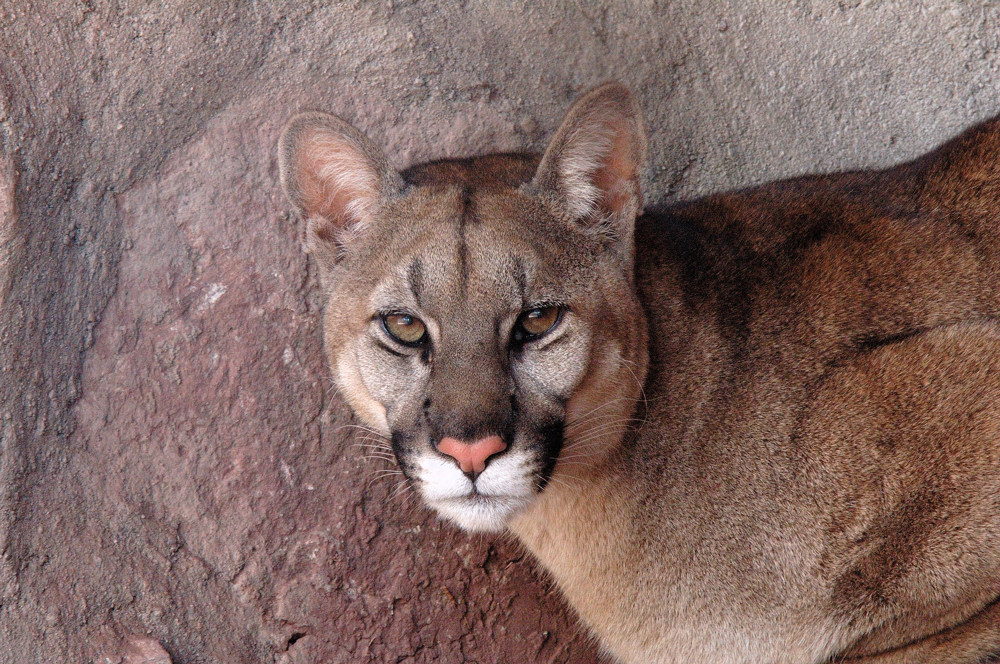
[429,493,534,533]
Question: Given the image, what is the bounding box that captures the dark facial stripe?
[513,256,527,307]
[458,187,473,295]
[391,430,418,477]
[534,420,565,492]
[407,258,424,308]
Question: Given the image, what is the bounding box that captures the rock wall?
[0,2,997,662]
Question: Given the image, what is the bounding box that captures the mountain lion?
[277,84,1000,663]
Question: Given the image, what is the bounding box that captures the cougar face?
[279,86,648,532]
[329,188,626,532]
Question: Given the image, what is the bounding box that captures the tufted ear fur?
[530,83,647,256]
[278,112,406,267]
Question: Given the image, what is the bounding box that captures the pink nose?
[436,435,507,475]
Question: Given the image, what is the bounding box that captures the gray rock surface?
[0,2,997,662]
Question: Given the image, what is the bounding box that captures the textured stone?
[115,636,173,664]
[0,2,997,662]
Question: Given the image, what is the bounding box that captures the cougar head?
[278,84,648,532]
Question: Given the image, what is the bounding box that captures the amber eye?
[381,313,427,346]
[513,306,562,343]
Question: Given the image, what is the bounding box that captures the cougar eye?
[513,306,562,343]
[381,313,427,346]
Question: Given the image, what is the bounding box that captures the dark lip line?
[438,492,515,504]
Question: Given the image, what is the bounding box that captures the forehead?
[367,185,579,315]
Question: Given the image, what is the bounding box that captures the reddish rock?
[115,636,173,664]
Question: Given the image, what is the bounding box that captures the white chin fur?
[431,494,532,532]
[414,450,537,532]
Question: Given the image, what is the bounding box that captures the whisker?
[355,449,395,459]
[388,478,413,502]
[564,423,636,445]
[566,417,646,435]
[565,396,632,424]
[620,358,650,430]
[361,455,397,465]
[352,441,395,453]
[553,455,595,466]
[368,469,404,480]
[336,423,390,437]
[564,398,635,431]
[565,430,629,451]
[537,471,582,498]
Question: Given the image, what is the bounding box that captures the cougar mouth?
[398,425,564,532]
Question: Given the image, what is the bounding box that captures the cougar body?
[278,85,1000,663]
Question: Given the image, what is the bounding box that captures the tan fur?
[278,84,1000,663]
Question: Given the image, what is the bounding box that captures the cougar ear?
[278,112,406,265]
[530,83,646,254]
